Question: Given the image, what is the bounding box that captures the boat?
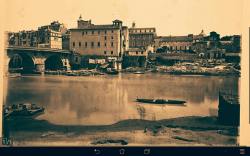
[66,71,78,76]
[133,71,145,74]
[136,98,186,105]
[80,72,91,76]
[8,73,22,78]
[4,103,45,118]
[106,68,119,75]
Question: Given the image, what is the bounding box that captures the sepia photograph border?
[0,0,249,146]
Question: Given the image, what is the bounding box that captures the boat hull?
[136,98,186,105]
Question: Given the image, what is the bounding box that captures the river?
[4,73,239,125]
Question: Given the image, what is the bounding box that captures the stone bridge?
[5,46,77,74]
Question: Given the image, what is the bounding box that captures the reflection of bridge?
[5,46,75,73]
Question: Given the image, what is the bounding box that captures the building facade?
[8,21,66,49]
[9,30,38,47]
[220,35,241,53]
[128,22,156,48]
[69,16,129,69]
[154,35,193,52]
[154,30,206,53]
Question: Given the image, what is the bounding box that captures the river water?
[4,73,239,125]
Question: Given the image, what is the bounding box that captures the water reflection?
[5,74,239,125]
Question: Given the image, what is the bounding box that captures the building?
[154,35,193,53]
[37,21,67,49]
[8,21,66,49]
[204,48,226,59]
[123,48,148,68]
[204,31,220,49]
[192,30,208,55]
[69,16,129,70]
[9,30,38,47]
[37,27,62,49]
[154,30,205,52]
[154,30,205,53]
[62,30,70,50]
[128,22,156,48]
[220,35,241,53]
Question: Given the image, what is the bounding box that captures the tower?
[132,21,136,28]
[112,19,123,28]
[77,14,92,29]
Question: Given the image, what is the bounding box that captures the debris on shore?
[91,139,128,145]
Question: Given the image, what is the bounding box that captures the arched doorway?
[45,55,64,71]
[8,53,35,73]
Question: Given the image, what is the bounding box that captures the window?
[104,36,107,40]
[104,51,107,55]
[111,30,113,33]
[92,31,94,34]
[79,42,81,47]
[85,42,87,47]
[136,51,138,55]
[98,31,100,34]
[111,42,113,47]
[91,42,94,47]
[98,42,100,47]
[111,36,113,40]
[82,32,84,36]
[105,30,107,34]
[104,43,107,47]
[141,52,143,54]
[73,42,75,47]
[111,51,113,55]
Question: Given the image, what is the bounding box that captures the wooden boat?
[133,71,145,74]
[8,73,22,78]
[136,98,186,105]
[4,103,45,118]
[106,68,119,75]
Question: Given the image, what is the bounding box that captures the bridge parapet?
[6,46,71,54]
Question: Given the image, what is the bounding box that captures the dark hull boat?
[136,98,186,105]
[106,68,119,75]
[4,103,45,118]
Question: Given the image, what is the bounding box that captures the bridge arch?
[45,54,65,70]
[8,53,35,73]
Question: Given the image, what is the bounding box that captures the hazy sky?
[4,0,243,36]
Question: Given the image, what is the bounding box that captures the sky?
[3,0,243,36]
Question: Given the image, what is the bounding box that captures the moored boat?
[4,103,45,118]
[106,68,119,75]
[136,98,186,105]
[133,71,145,74]
[8,73,22,78]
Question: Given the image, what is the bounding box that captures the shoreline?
[4,116,239,146]
[7,70,240,77]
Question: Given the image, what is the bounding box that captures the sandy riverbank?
[4,116,238,146]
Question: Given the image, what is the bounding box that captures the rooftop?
[129,27,156,30]
[158,36,193,42]
[70,24,127,31]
